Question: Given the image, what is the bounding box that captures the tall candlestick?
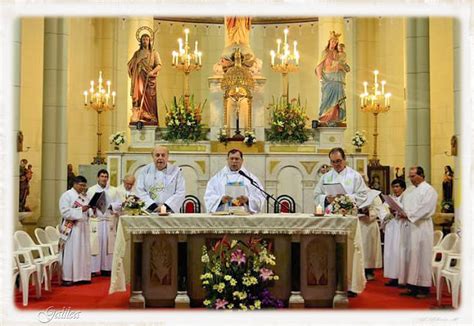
[381,80,386,94]
[270,50,275,66]
[112,91,116,105]
[277,39,281,54]
[83,91,88,104]
[363,81,368,94]
[178,38,183,54]
[293,41,297,54]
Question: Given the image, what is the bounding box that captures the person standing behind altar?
[397,166,437,299]
[204,149,266,213]
[382,178,406,287]
[314,147,368,211]
[59,175,92,285]
[136,145,185,213]
[87,169,119,277]
[358,187,388,281]
[116,174,136,202]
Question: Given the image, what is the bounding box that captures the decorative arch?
[276,165,304,212]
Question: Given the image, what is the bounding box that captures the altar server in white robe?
[358,189,388,280]
[382,178,406,287]
[116,174,136,202]
[205,149,266,213]
[87,169,120,276]
[313,147,368,296]
[59,175,92,284]
[397,166,437,299]
[136,145,185,213]
[314,147,368,210]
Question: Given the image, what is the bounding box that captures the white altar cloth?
[109,213,366,294]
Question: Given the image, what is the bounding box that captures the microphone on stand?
[238,170,256,185]
[238,170,292,213]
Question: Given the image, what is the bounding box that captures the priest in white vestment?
[397,166,437,299]
[87,169,120,276]
[314,148,368,210]
[136,145,185,213]
[59,175,92,284]
[358,189,387,280]
[116,174,136,202]
[205,149,266,213]
[313,147,368,296]
[382,178,406,287]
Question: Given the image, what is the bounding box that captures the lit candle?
[178,38,183,54]
[360,94,364,107]
[284,28,288,46]
[112,91,116,105]
[293,40,297,54]
[381,80,386,94]
[195,40,198,53]
[160,205,167,214]
[374,70,378,84]
[277,39,281,54]
[198,52,202,65]
[99,71,103,84]
[295,52,300,65]
[107,80,111,95]
[316,204,323,215]
[363,81,368,94]
[184,28,189,46]
[90,80,94,88]
[386,93,391,106]
[83,91,88,104]
[270,50,275,66]
[187,54,191,66]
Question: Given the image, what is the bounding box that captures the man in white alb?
[87,169,119,277]
[314,147,368,297]
[397,166,437,299]
[136,145,185,213]
[382,178,406,287]
[59,175,92,285]
[358,188,388,281]
[116,174,136,202]
[314,147,368,210]
[205,149,265,213]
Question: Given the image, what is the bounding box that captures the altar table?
[109,213,365,309]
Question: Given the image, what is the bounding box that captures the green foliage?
[164,95,206,142]
[266,96,309,143]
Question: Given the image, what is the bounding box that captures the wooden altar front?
[109,214,365,309]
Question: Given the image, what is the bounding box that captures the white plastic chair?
[432,233,459,285]
[437,253,461,308]
[14,251,42,306]
[14,230,58,291]
[45,226,60,241]
[433,230,443,248]
[35,228,59,255]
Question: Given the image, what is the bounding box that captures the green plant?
[201,236,283,310]
[164,95,206,142]
[266,96,309,144]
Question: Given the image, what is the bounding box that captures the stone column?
[452,20,461,233]
[405,18,431,182]
[12,19,22,229]
[37,18,69,227]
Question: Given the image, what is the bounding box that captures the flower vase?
[355,147,362,153]
[114,145,120,151]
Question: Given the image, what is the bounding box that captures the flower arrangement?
[109,131,126,147]
[351,130,367,149]
[201,236,284,310]
[243,130,257,147]
[164,95,206,142]
[122,194,145,215]
[331,194,357,216]
[217,126,228,145]
[266,96,309,144]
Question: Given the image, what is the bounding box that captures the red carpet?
[15,270,457,310]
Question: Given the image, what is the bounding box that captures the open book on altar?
[88,191,107,214]
[381,194,406,216]
[322,183,346,196]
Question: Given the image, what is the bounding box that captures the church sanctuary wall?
[19,18,45,220]
[67,18,103,174]
[428,17,454,202]
[355,18,407,175]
